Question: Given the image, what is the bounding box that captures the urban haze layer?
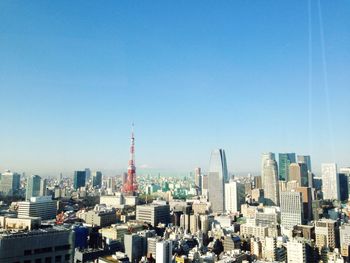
[0,125,350,263]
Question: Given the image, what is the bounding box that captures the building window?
[24,250,32,256]
[64,254,70,261]
[55,244,71,251]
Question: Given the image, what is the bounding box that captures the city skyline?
[1,1,350,175]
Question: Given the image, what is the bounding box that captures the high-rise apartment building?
[280,191,303,229]
[208,149,228,213]
[278,153,296,181]
[74,170,86,190]
[224,181,245,213]
[261,154,279,206]
[315,219,339,250]
[322,163,340,200]
[287,239,306,263]
[340,224,350,257]
[26,175,41,200]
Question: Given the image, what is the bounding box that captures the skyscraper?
[261,153,279,206]
[0,170,20,196]
[224,181,245,213]
[289,163,308,187]
[40,178,47,196]
[194,167,202,194]
[280,191,304,229]
[208,149,228,213]
[322,163,340,200]
[297,155,312,172]
[278,153,296,181]
[74,171,86,190]
[26,175,41,200]
[92,171,102,188]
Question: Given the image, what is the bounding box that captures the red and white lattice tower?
[123,124,138,195]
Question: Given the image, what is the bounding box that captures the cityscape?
[1,1,350,263]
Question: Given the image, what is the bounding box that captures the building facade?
[208,149,228,213]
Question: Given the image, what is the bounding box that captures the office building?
[297,156,313,187]
[92,171,102,188]
[156,240,172,263]
[315,219,339,250]
[322,163,340,200]
[208,149,228,213]
[296,187,313,222]
[85,168,91,182]
[26,175,41,200]
[280,191,303,229]
[279,153,296,181]
[136,202,170,226]
[339,173,349,202]
[40,178,47,196]
[0,170,20,196]
[255,207,279,227]
[74,170,86,190]
[261,153,279,206]
[0,226,74,263]
[194,167,202,194]
[297,155,312,172]
[253,175,262,189]
[262,237,277,261]
[18,196,57,220]
[124,233,145,263]
[289,163,308,187]
[287,239,306,263]
[79,206,117,227]
[224,181,245,213]
[201,174,208,197]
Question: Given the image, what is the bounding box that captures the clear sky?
[0,1,349,177]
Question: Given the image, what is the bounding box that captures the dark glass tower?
[74,171,86,189]
[278,153,296,181]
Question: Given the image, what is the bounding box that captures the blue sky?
[0,1,349,176]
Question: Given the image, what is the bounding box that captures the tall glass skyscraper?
[26,175,41,200]
[278,153,296,181]
[262,153,279,206]
[208,149,228,213]
[74,171,86,190]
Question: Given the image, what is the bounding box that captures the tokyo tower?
[122,124,138,195]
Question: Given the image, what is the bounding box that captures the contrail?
[317,0,335,161]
